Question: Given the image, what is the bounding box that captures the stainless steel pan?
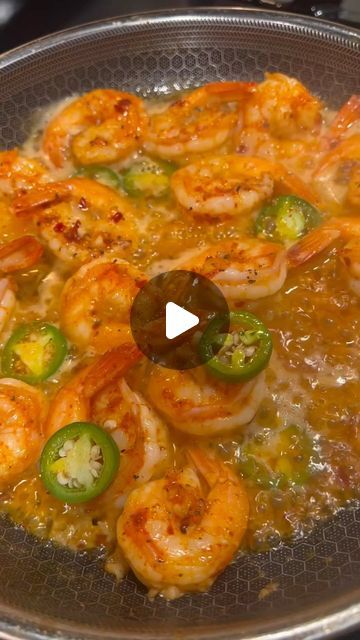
[0,9,359,640]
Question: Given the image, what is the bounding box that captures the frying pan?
[0,8,359,640]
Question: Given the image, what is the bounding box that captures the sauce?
[0,81,359,576]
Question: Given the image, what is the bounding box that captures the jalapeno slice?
[237,425,316,489]
[40,422,120,504]
[255,195,322,242]
[122,159,176,198]
[2,321,67,383]
[275,425,314,487]
[200,311,272,383]
[74,165,121,190]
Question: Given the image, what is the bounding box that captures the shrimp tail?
[0,235,44,273]
[45,387,88,437]
[274,162,322,209]
[13,183,68,215]
[46,344,142,436]
[314,134,360,176]
[0,277,16,334]
[192,81,256,104]
[325,95,360,148]
[287,226,341,268]
[187,448,221,487]
[330,216,360,237]
[83,343,142,398]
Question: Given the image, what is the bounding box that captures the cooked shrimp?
[340,237,360,296]
[182,238,287,302]
[45,344,142,435]
[91,374,172,508]
[0,149,49,196]
[0,379,47,488]
[117,449,249,598]
[144,82,255,160]
[324,95,360,148]
[60,256,147,354]
[171,155,320,219]
[236,128,321,176]
[314,134,360,213]
[42,90,147,167]
[145,365,265,436]
[287,217,360,296]
[0,236,44,334]
[243,73,323,139]
[0,278,16,334]
[46,344,172,506]
[0,235,43,273]
[13,178,137,264]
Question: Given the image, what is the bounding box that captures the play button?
[165,303,199,340]
[130,270,229,370]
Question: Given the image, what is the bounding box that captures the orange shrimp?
[43,89,147,167]
[145,365,266,436]
[0,149,49,196]
[181,237,288,302]
[144,81,255,159]
[0,236,44,334]
[45,344,142,436]
[287,217,360,296]
[60,256,147,354]
[243,73,323,139]
[324,95,360,148]
[314,134,360,213]
[13,178,137,264]
[0,379,47,489]
[117,449,249,598]
[46,344,172,507]
[0,235,43,274]
[172,154,321,219]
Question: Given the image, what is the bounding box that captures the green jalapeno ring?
[74,165,121,190]
[255,195,323,243]
[2,321,68,384]
[199,311,273,383]
[40,422,120,504]
[122,158,177,198]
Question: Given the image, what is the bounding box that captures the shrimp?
[181,237,287,302]
[91,374,172,508]
[340,237,360,296]
[314,134,360,213]
[0,236,44,335]
[13,177,137,264]
[287,216,360,296]
[143,81,255,160]
[236,128,321,176]
[46,344,172,506]
[171,155,320,219]
[60,256,147,354]
[42,89,147,167]
[0,379,47,488]
[0,235,44,274]
[0,236,45,334]
[0,149,49,196]
[117,449,249,598]
[243,73,323,140]
[324,95,360,148]
[45,344,142,435]
[144,365,266,436]
[0,278,16,334]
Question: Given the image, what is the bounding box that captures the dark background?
[0,0,358,53]
[0,0,359,639]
